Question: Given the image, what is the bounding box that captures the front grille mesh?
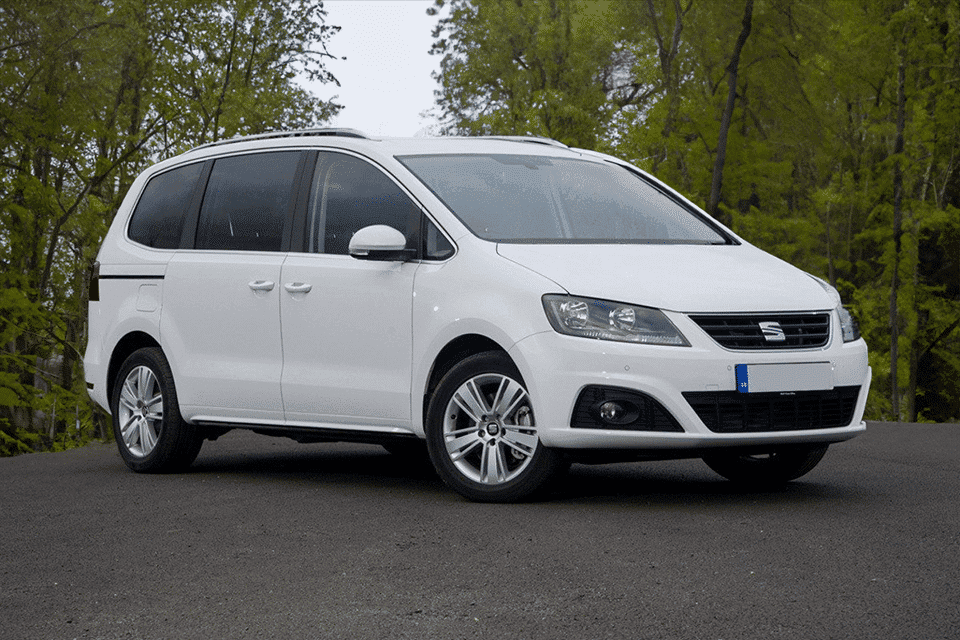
[682,386,861,433]
[689,313,830,349]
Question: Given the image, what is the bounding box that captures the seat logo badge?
[759,321,786,342]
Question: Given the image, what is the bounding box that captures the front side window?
[308,153,420,255]
[127,162,203,249]
[195,151,300,251]
[423,217,454,260]
[398,154,729,244]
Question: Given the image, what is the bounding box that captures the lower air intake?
[682,386,861,433]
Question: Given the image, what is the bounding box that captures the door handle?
[284,282,312,294]
[248,280,275,291]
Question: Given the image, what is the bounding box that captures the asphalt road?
[2,421,957,640]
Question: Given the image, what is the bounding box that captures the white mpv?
[84,129,871,501]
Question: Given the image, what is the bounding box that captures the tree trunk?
[707,0,754,225]
[826,201,835,287]
[648,0,689,174]
[907,158,936,422]
[890,58,906,421]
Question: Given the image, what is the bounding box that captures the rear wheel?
[111,347,202,473]
[425,352,567,502]
[703,444,829,486]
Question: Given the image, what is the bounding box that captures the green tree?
[428,0,615,148]
[821,0,960,421]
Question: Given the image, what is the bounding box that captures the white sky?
[304,0,445,137]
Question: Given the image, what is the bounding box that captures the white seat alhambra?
[84,129,871,501]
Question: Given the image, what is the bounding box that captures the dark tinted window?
[424,217,454,260]
[196,151,300,251]
[308,153,419,255]
[127,163,203,249]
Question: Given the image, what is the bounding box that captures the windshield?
[397,154,729,244]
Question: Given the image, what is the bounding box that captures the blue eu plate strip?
[735,364,749,393]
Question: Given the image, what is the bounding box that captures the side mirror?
[348,225,415,261]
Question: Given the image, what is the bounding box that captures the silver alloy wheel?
[117,365,163,457]
[442,372,539,485]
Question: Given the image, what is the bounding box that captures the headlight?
[838,306,860,342]
[807,275,860,343]
[542,295,690,346]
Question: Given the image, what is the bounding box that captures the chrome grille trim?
[689,313,830,350]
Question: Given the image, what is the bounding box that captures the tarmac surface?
[1,421,957,639]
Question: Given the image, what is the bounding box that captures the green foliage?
[0,0,342,454]
[430,0,960,422]
[428,0,615,147]
[0,430,34,456]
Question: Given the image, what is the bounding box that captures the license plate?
[735,362,834,394]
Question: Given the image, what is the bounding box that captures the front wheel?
[110,347,202,473]
[702,444,829,486]
[425,352,567,502]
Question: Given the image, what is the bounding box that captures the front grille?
[682,386,861,433]
[572,386,684,432]
[689,313,830,349]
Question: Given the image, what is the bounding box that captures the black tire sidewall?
[425,351,564,502]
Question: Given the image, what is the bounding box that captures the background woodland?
[2,0,958,454]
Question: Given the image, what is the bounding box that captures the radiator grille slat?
[690,313,830,349]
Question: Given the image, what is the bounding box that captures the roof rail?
[483,135,568,149]
[190,128,370,152]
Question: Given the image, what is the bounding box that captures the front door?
[280,152,421,428]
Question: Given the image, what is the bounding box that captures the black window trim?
[288,151,319,253]
[178,160,212,250]
[296,148,457,262]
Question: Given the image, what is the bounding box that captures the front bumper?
[508,321,871,451]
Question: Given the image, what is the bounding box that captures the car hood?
[496,243,832,313]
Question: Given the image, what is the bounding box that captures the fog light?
[599,401,625,422]
[575,386,683,432]
[592,399,640,426]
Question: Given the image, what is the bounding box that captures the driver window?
[308,153,419,255]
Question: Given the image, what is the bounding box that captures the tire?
[424,352,567,502]
[702,444,829,486]
[110,347,202,473]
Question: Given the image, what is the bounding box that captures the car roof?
[170,129,595,165]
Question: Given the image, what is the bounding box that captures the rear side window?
[127,163,203,249]
[196,151,300,251]
[308,152,420,255]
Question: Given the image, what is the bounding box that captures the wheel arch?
[420,333,512,433]
[107,331,162,403]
